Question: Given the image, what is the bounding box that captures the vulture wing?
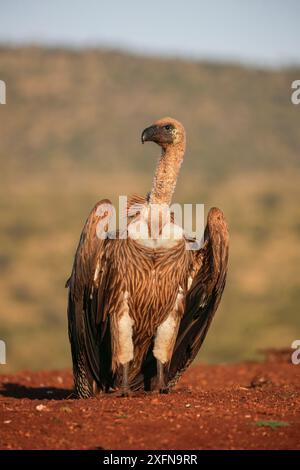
[167,207,229,388]
[67,199,114,397]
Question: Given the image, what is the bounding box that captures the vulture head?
[141,117,186,150]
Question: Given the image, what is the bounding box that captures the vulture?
[66,117,229,397]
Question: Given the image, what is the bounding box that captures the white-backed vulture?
[66,117,229,397]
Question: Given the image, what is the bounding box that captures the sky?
[0,0,299,66]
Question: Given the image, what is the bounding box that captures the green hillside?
[0,47,300,371]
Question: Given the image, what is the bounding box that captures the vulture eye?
[164,125,172,131]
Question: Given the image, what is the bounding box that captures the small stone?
[36,404,47,412]
[250,376,271,388]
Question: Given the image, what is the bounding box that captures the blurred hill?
[0,47,300,371]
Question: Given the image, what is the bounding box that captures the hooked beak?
[141,125,156,144]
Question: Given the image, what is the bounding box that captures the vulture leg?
[157,360,168,394]
[153,304,183,393]
[121,362,130,397]
[111,292,135,396]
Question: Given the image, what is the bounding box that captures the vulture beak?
[141,125,156,144]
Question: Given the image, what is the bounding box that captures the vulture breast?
[104,236,192,372]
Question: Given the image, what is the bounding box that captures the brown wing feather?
[67,199,114,397]
[167,207,229,387]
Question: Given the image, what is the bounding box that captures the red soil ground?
[0,350,299,450]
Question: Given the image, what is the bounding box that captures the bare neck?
[149,142,185,206]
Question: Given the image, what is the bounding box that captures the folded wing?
[67,199,114,397]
